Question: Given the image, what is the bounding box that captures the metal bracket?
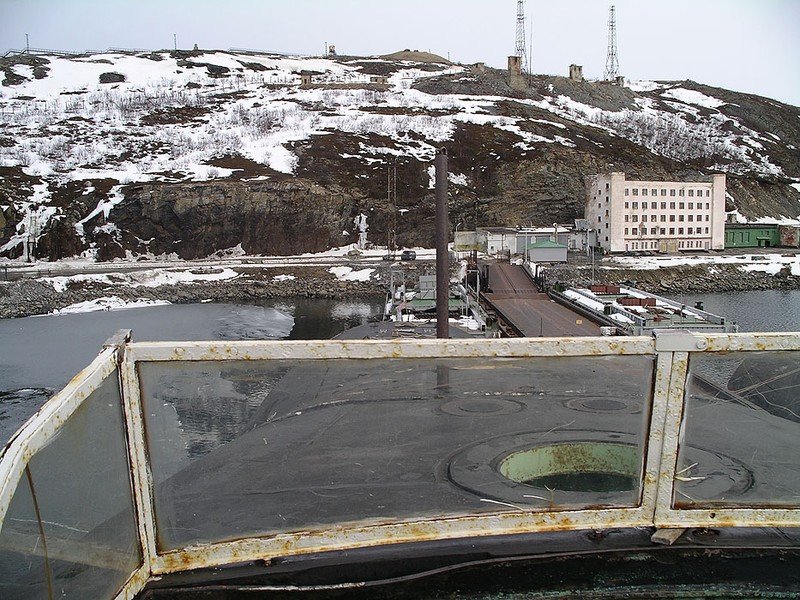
[103,329,133,366]
[103,329,133,351]
[653,329,708,352]
[651,527,687,546]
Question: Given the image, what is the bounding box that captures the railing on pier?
[0,331,798,599]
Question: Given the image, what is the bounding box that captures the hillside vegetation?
[0,49,798,260]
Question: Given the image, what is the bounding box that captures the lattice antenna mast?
[604,5,620,80]
[515,0,528,73]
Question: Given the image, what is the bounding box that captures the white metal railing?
[0,331,797,599]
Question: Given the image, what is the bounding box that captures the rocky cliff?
[0,50,798,260]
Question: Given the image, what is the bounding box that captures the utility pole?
[604,5,620,81]
[387,163,397,257]
[435,148,449,339]
[25,34,29,53]
[514,0,528,74]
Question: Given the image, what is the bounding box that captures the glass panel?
[0,373,143,599]
[0,471,48,599]
[140,355,655,550]
[674,351,800,507]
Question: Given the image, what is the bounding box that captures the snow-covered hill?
[0,49,798,260]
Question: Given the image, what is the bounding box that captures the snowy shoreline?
[0,264,387,319]
[1,252,798,319]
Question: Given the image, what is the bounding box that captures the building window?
[632,188,638,196]
[697,214,702,221]
[598,203,601,208]
[669,228,675,235]
[679,215,684,222]
[632,215,638,222]
[705,227,709,234]
[706,190,710,197]
[642,215,647,222]
[679,241,683,248]
[669,215,675,222]
[605,183,609,190]
[688,190,694,197]
[624,188,629,196]
[605,210,609,216]
[678,228,684,234]
[605,236,609,241]
[670,189,676,197]
[679,202,684,209]
[651,202,657,209]
[605,196,609,202]
[598,216,601,222]
[697,189,703,196]
[625,215,629,222]
[650,227,657,235]
[679,189,685,196]
[660,202,666,209]
[624,201,629,208]
[660,215,666,222]
[688,215,693,222]
[688,227,693,234]
[605,223,608,229]
[688,202,693,209]
[661,189,667,196]
[642,189,648,196]
[651,189,657,196]
[660,228,666,235]
[624,228,629,235]
[632,202,638,209]
[705,215,709,222]
[706,203,710,209]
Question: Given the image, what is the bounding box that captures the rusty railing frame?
[0,346,150,600]
[2,332,798,595]
[124,336,668,574]
[653,331,800,529]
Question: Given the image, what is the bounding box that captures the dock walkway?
[483,263,601,337]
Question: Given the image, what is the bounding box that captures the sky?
[1,0,798,106]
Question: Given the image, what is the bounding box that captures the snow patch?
[51,296,171,315]
[329,266,375,281]
[662,87,726,109]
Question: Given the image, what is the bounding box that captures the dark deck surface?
[484,264,602,337]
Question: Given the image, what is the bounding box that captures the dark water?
[664,290,800,332]
[0,291,797,444]
[0,298,383,443]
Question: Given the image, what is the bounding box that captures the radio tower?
[604,5,620,81]
[515,0,528,73]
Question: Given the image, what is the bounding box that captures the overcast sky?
[1,0,798,106]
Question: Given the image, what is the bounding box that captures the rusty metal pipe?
[435,148,449,339]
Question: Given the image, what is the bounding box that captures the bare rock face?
[2,51,799,262]
[99,72,126,84]
[112,178,364,259]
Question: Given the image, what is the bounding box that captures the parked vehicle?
[401,250,416,261]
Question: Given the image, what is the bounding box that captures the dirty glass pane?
[674,351,800,507]
[140,355,655,551]
[0,471,48,599]
[0,373,142,599]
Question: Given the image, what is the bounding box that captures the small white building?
[585,172,726,253]
[477,226,570,256]
[526,239,568,263]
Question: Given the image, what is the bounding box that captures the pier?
[481,263,602,336]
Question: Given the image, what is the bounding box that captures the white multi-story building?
[585,173,726,253]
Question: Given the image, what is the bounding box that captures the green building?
[724,224,780,248]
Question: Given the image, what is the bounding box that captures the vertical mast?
[604,5,620,81]
[515,0,528,74]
